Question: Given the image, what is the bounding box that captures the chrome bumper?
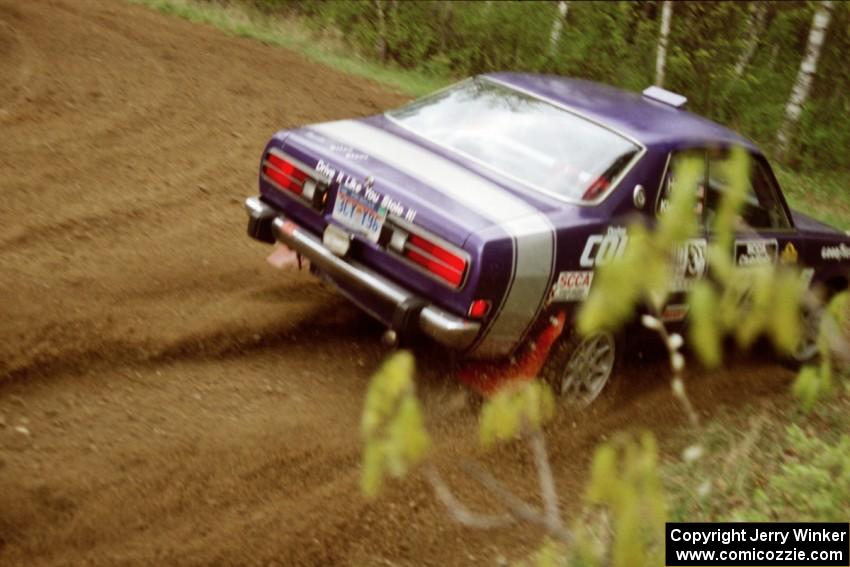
[244,196,481,349]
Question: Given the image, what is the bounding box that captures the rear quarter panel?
[541,150,669,321]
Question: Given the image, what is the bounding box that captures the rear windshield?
[387,78,641,203]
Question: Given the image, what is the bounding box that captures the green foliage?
[581,433,666,567]
[361,351,431,497]
[793,291,849,410]
[479,380,555,448]
[826,291,850,336]
[688,281,722,368]
[686,149,803,366]
[793,364,831,414]
[705,147,750,264]
[693,265,804,362]
[656,157,702,251]
[770,271,807,352]
[744,424,850,522]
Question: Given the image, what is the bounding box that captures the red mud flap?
[457,310,567,396]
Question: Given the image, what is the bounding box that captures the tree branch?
[461,461,573,545]
[643,308,700,427]
[424,466,514,530]
[528,428,564,533]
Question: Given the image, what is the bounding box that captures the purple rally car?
[245,73,850,403]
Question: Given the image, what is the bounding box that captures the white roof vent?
[642,86,687,108]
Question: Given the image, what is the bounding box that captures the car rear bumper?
[244,196,481,350]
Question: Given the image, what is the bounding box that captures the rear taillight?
[403,233,467,288]
[263,153,307,195]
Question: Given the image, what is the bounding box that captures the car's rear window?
[387,78,641,203]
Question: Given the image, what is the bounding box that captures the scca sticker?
[735,239,778,267]
[550,270,594,302]
[580,226,628,268]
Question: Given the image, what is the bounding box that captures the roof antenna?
[642,86,687,108]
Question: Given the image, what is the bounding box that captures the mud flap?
[457,310,567,396]
[392,297,426,343]
[247,214,275,244]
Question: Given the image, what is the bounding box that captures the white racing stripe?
[312,120,534,222]
[476,216,556,358]
[308,120,555,357]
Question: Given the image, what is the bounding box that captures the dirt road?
[0,1,795,565]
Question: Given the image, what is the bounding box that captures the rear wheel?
[543,329,619,407]
[790,299,824,364]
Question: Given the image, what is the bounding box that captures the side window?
[656,150,707,223]
[706,151,791,231]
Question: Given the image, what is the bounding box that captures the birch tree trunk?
[548,1,569,56]
[655,1,673,87]
[776,0,834,157]
[733,2,768,78]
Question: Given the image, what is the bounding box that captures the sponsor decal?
[549,270,594,302]
[671,239,708,292]
[821,243,850,261]
[314,159,339,180]
[657,176,704,216]
[735,239,778,267]
[303,130,328,144]
[580,226,628,268]
[316,159,418,223]
[780,242,799,264]
[328,144,369,161]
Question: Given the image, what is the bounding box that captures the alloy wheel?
[559,331,616,406]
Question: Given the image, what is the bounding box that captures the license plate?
[331,186,386,243]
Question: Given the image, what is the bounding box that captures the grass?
[776,166,850,231]
[663,387,850,522]
[129,0,447,97]
[133,0,850,231]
